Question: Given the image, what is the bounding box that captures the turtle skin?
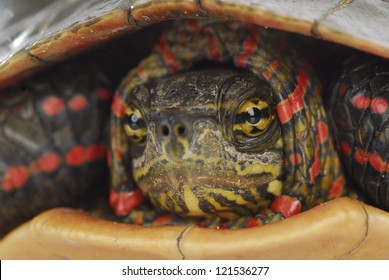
[328,56,389,211]
[108,20,346,228]
[0,25,159,237]
[0,62,113,237]
[1,19,389,237]
[0,19,379,237]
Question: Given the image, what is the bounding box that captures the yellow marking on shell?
[267,180,283,196]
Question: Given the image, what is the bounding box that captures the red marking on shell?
[111,91,126,118]
[86,144,107,162]
[352,94,370,109]
[328,177,345,199]
[42,96,65,116]
[98,88,112,101]
[236,30,260,68]
[109,189,144,216]
[2,166,30,191]
[271,195,302,218]
[66,145,85,166]
[277,99,293,124]
[289,152,302,166]
[310,149,321,183]
[246,217,261,228]
[371,97,388,114]
[354,148,368,165]
[156,34,179,73]
[339,85,347,95]
[340,141,352,155]
[67,94,88,111]
[316,121,329,144]
[35,152,61,173]
[369,152,386,172]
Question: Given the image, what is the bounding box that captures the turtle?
[0,0,389,260]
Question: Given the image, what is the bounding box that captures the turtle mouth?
[140,175,282,218]
[134,141,284,217]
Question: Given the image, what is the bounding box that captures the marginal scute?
[1,198,389,259]
[1,1,389,88]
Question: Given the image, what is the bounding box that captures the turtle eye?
[123,104,146,143]
[233,98,274,139]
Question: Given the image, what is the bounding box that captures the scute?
[2,0,389,88]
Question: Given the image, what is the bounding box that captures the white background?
[2,260,388,280]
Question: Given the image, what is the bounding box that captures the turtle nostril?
[161,125,170,136]
[160,122,188,138]
[176,125,186,136]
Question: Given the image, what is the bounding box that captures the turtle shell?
[0,0,389,259]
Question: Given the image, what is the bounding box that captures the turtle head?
[121,68,284,218]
